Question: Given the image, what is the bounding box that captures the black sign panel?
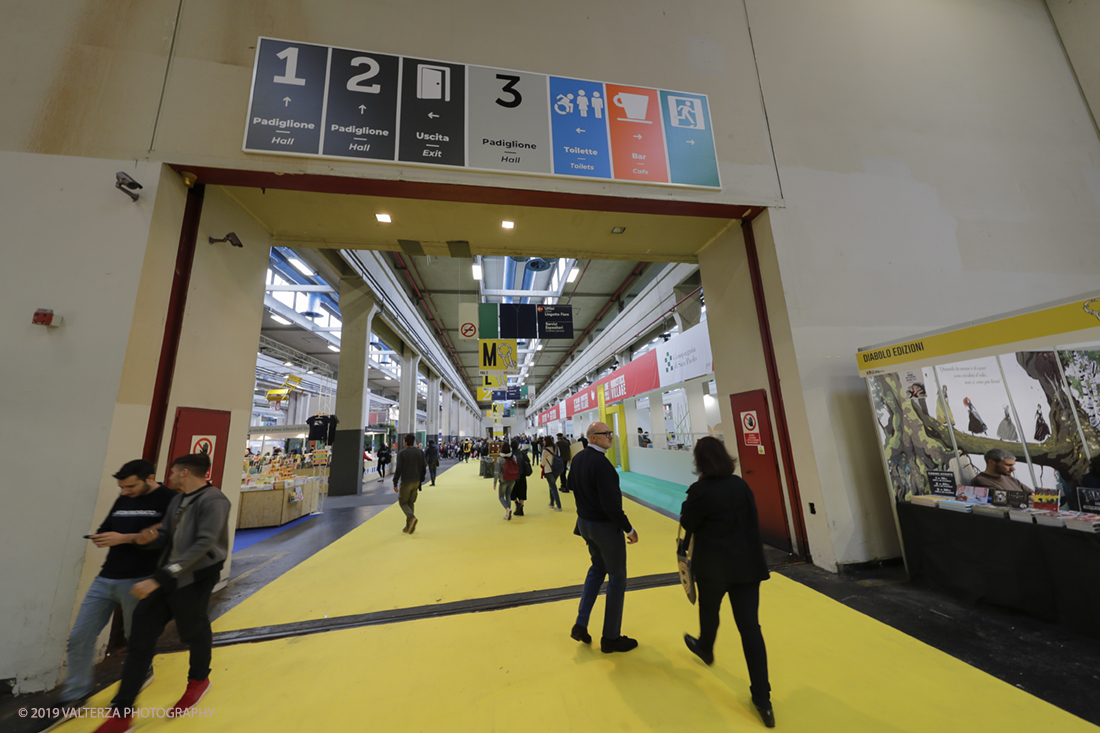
[927,470,957,497]
[322,48,400,160]
[1079,487,1100,514]
[397,58,466,166]
[245,39,328,154]
[537,304,574,339]
[499,304,538,339]
[507,386,521,400]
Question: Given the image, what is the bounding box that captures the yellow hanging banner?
[479,339,520,375]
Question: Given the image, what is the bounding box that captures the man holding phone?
[44,460,174,726]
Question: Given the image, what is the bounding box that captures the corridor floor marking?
[65,581,1095,732]
[213,460,679,631]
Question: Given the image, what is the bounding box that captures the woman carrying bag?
[679,436,774,728]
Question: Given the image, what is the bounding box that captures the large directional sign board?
[245,37,720,189]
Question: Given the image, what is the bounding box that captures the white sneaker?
[505,509,512,520]
[554,507,562,512]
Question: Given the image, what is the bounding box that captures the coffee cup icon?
[613,92,652,123]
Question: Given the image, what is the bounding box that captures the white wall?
[745,0,1100,566]
[1048,0,1100,127]
[0,153,165,692]
[627,445,697,486]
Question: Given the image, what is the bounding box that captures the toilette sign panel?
[244,37,720,189]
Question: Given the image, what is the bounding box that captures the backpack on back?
[551,453,565,476]
[503,455,520,482]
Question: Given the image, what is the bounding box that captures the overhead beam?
[266,284,336,292]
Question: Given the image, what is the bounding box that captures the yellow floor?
[62,460,1098,731]
[214,460,679,631]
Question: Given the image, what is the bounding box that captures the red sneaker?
[92,713,134,733]
[170,677,211,716]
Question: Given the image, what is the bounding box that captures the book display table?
[897,502,1100,639]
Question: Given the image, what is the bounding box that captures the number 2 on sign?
[347,56,381,93]
[274,47,306,86]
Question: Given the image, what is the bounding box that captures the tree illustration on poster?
[872,351,1100,502]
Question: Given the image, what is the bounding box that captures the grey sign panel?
[467,67,552,174]
[397,58,466,167]
[322,48,400,160]
[245,38,328,155]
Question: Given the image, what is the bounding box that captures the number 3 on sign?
[274,47,306,86]
[496,74,522,108]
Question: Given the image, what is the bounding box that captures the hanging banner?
[479,338,520,374]
[603,349,660,405]
[458,303,480,340]
[537,305,574,339]
[657,321,714,388]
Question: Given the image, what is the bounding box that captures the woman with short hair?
[680,436,774,728]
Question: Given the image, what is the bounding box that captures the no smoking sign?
[461,322,478,338]
[740,411,761,447]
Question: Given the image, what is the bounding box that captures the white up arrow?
[283,97,291,107]
[359,105,367,113]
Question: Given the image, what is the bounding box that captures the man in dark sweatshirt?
[392,433,427,534]
[568,422,640,654]
[95,453,230,733]
[46,460,174,722]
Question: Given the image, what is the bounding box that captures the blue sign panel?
[507,386,521,400]
[549,76,611,179]
[659,91,719,188]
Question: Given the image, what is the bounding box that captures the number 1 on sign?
[274,47,307,86]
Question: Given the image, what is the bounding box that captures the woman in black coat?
[680,436,774,728]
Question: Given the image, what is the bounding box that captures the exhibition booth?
[857,292,1100,637]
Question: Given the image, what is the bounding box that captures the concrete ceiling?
[222,186,736,263]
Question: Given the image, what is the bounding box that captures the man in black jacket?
[556,433,572,485]
[568,422,639,653]
[392,433,427,534]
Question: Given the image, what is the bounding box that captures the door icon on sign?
[667,96,705,130]
[613,93,651,124]
[417,64,450,102]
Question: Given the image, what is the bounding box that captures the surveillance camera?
[115,171,142,201]
[208,232,244,248]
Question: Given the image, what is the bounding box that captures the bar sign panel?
[245,38,328,155]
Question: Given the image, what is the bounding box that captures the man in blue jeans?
[43,460,174,727]
[568,422,640,653]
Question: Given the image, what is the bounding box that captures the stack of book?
[938,499,974,513]
[972,504,1009,519]
[910,495,945,508]
[1065,513,1100,533]
[1034,511,1067,528]
[1009,507,1043,523]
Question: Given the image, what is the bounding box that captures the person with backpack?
[510,438,533,516]
[376,442,392,481]
[494,443,520,520]
[542,441,564,512]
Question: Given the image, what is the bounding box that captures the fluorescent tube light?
[501,220,514,229]
[327,344,340,352]
[567,267,579,283]
[472,263,483,280]
[376,213,392,223]
[270,314,291,325]
[287,257,314,277]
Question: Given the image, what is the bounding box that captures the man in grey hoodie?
[95,453,230,733]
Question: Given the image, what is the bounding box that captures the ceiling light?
[307,369,314,374]
[502,220,514,229]
[283,360,293,367]
[567,267,579,283]
[327,344,340,352]
[287,257,314,277]
[472,263,483,280]
[612,226,626,234]
[376,213,392,223]
[536,343,543,351]
[270,314,291,325]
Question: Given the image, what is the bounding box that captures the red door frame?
[742,216,810,559]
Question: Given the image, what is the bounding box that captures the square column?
[397,350,421,436]
[441,385,453,441]
[331,278,376,496]
[425,374,442,440]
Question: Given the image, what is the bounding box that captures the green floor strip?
[617,469,690,516]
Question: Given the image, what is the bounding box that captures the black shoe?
[600,635,638,653]
[755,703,775,728]
[570,624,591,644]
[684,634,714,665]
